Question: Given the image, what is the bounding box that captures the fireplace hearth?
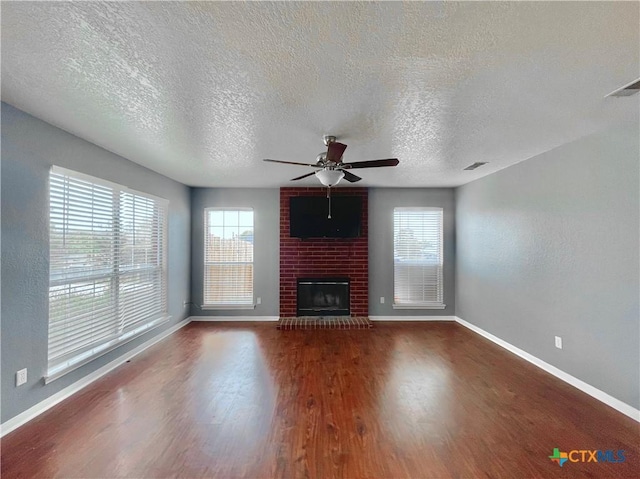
[297,278,350,316]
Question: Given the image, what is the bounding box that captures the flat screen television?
[289,195,362,238]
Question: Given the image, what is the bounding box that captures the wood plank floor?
[2,322,638,478]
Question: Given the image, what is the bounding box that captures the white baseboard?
[370,315,456,321]
[190,315,279,322]
[455,316,640,423]
[0,317,192,438]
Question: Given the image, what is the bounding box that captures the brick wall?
[280,187,368,317]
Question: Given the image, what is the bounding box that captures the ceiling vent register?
[463,162,488,171]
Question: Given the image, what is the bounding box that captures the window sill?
[393,303,446,310]
[201,304,256,310]
[45,315,171,384]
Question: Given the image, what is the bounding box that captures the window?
[393,207,445,309]
[203,209,254,308]
[48,167,168,381]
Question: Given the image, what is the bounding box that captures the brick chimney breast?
[279,187,368,318]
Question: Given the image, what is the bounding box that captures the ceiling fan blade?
[290,171,316,181]
[342,158,399,169]
[326,142,347,163]
[264,159,320,167]
[341,170,362,183]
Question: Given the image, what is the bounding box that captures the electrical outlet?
[183,299,189,308]
[555,336,562,349]
[380,296,385,304]
[256,297,262,305]
[16,368,27,387]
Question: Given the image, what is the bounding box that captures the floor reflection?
[186,330,277,461]
[380,333,453,444]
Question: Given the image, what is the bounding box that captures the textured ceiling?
[2,1,638,187]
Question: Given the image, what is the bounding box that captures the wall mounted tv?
[290,195,362,238]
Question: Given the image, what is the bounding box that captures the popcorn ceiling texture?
[1,1,638,187]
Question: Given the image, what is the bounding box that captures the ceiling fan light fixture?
[315,169,344,187]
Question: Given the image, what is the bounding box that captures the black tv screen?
[290,195,362,238]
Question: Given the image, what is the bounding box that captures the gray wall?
[1,103,191,423]
[368,188,456,316]
[456,124,640,409]
[190,188,280,317]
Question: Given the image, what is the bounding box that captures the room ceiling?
[2,1,638,188]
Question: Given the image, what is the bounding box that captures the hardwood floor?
[2,322,638,478]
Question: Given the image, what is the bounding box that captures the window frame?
[202,207,255,310]
[47,166,169,382]
[392,206,446,310]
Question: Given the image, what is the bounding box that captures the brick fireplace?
[280,187,368,317]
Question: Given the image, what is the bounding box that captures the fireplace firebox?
[297,278,350,316]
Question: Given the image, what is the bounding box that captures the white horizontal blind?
[393,207,444,307]
[118,191,167,332]
[203,209,254,307]
[48,167,167,378]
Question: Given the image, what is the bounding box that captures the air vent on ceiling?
[464,162,487,171]
[607,78,640,97]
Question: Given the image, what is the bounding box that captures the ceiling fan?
[263,135,399,187]
[264,135,399,218]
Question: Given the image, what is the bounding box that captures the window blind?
[203,209,254,308]
[393,207,444,308]
[48,167,168,380]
